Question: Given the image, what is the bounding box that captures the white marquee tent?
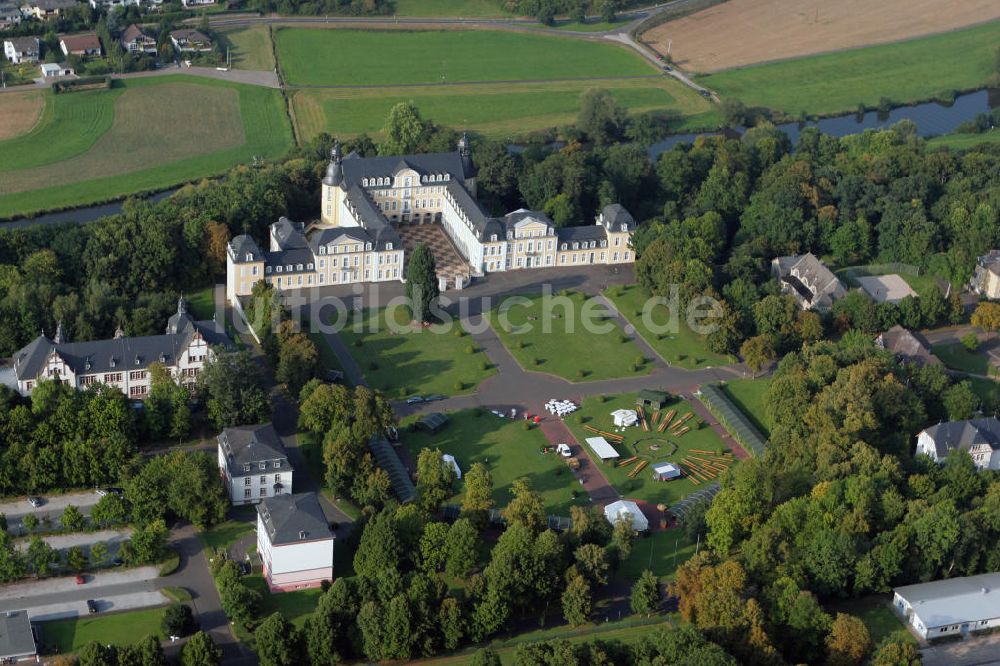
[604,499,649,532]
[585,436,620,460]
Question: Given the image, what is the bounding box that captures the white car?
[556,443,572,457]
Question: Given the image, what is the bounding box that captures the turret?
[458,132,473,176]
[54,321,66,345]
[322,141,343,187]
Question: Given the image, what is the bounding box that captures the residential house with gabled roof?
[876,325,941,367]
[916,417,1000,470]
[0,3,22,29]
[120,24,157,54]
[226,138,636,303]
[3,37,39,64]
[771,252,846,311]
[21,0,76,19]
[256,492,333,592]
[60,33,102,57]
[170,29,213,53]
[217,423,293,505]
[971,250,1000,299]
[9,297,231,397]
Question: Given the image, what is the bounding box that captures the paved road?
[921,632,1000,666]
[0,65,280,95]
[0,491,100,535]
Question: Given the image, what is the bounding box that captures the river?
[7,89,998,229]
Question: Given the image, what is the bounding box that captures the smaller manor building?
[217,423,293,505]
[257,492,334,592]
[9,298,230,397]
[916,417,1000,470]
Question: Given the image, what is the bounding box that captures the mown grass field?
[292,77,720,140]
[564,392,730,504]
[276,28,654,86]
[402,409,582,514]
[720,378,772,437]
[928,129,1000,150]
[219,25,276,71]
[604,284,735,369]
[700,20,1000,116]
[489,291,652,381]
[43,608,164,653]
[336,307,496,396]
[0,76,293,219]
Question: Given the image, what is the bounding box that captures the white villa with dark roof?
[257,492,334,592]
[916,417,1000,470]
[217,423,293,505]
[8,298,230,397]
[771,253,846,311]
[226,138,635,303]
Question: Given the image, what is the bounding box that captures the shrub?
[480,360,491,371]
[634,355,646,366]
[353,338,363,347]
[158,551,181,577]
[453,381,465,391]
[533,357,543,366]
[522,421,533,431]
[517,340,527,349]
[619,334,629,344]
[472,407,484,417]
[161,603,195,638]
[575,414,587,424]
[398,387,408,398]
[961,333,979,351]
[465,344,477,354]
[453,329,465,338]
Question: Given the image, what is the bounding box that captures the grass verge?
[41,607,164,654]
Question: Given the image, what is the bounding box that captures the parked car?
[556,443,572,458]
[26,497,42,508]
[86,600,98,614]
[111,557,124,567]
[95,488,107,497]
[237,561,251,576]
[424,394,445,402]
[662,65,673,71]
[405,396,425,405]
[75,575,86,585]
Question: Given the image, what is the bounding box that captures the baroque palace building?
[226,137,636,303]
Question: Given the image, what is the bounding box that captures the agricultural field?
[401,409,582,514]
[0,90,44,140]
[604,284,735,369]
[0,76,293,219]
[336,307,496,396]
[292,77,719,141]
[644,0,1000,73]
[697,20,1000,116]
[564,392,731,504]
[218,25,276,71]
[489,291,652,381]
[276,29,653,86]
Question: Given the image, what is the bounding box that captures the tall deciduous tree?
[197,349,270,429]
[561,572,592,625]
[381,102,431,156]
[444,518,479,578]
[461,462,494,528]
[502,477,546,534]
[631,569,661,616]
[180,631,222,666]
[254,612,304,666]
[825,612,873,666]
[405,244,439,323]
[577,88,626,145]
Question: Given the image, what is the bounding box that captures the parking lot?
[13,528,131,558]
[0,491,102,535]
[0,565,165,622]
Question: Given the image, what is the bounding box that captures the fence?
[441,505,573,532]
[696,384,767,457]
[667,482,720,521]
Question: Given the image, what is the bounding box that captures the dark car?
[405,396,425,405]
[424,394,445,402]
[111,557,124,567]
[86,600,98,614]
[237,561,251,576]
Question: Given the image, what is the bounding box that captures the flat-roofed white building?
[256,492,333,592]
[893,572,1000,639]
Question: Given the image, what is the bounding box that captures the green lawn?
[0,76,294,219]
[928,129,1000,150]
[827,597,916,646]
[604,284,735,369]
[719,378,772,437]
[401,410,582,514]
[701,20,1000,116]
[619,529,696,583]
[292,77,720,140]
[275,28,654,86]
[564,392,730,504]
[42,608,165,654]
[244,574,322,628]
[968,376,1000,412]
[186,286,216,321]
[489,291,652,381]
[335,307,496,396]
[197,518,255,553]
[931,343,993,376]
[219,25,275,71]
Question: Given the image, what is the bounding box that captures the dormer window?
[444,174,450,181]
[307,263,314,270]
[243,464,250,472]
[110,357,117,368]
[245,253,253,261]
[319,246,325,255]
[362,178,368,186]
[266,266,272,274]
[296,264,303,271]
[276,266,282,273]
[365,243,372,251]
[490,235,497,242]
[561,243,567,250]
[285,265,292,272]
[620,224,627,231]
[134,355,140,366]
[386,243,393,251]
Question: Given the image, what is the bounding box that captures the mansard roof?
[557,225,608,244]
[600,203,636,231]
[219,423,290,469]
[229,235,263,263]
[340,150,470,190]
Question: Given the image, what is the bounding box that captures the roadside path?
[0,65,280,94]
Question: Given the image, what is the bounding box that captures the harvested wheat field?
[643,0,1000,73]
[0,92,45,140]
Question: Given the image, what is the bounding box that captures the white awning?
[585,436,620,460]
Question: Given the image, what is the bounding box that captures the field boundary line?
[284,74,664,91]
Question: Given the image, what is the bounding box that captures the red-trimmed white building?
[256,492,333,592]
